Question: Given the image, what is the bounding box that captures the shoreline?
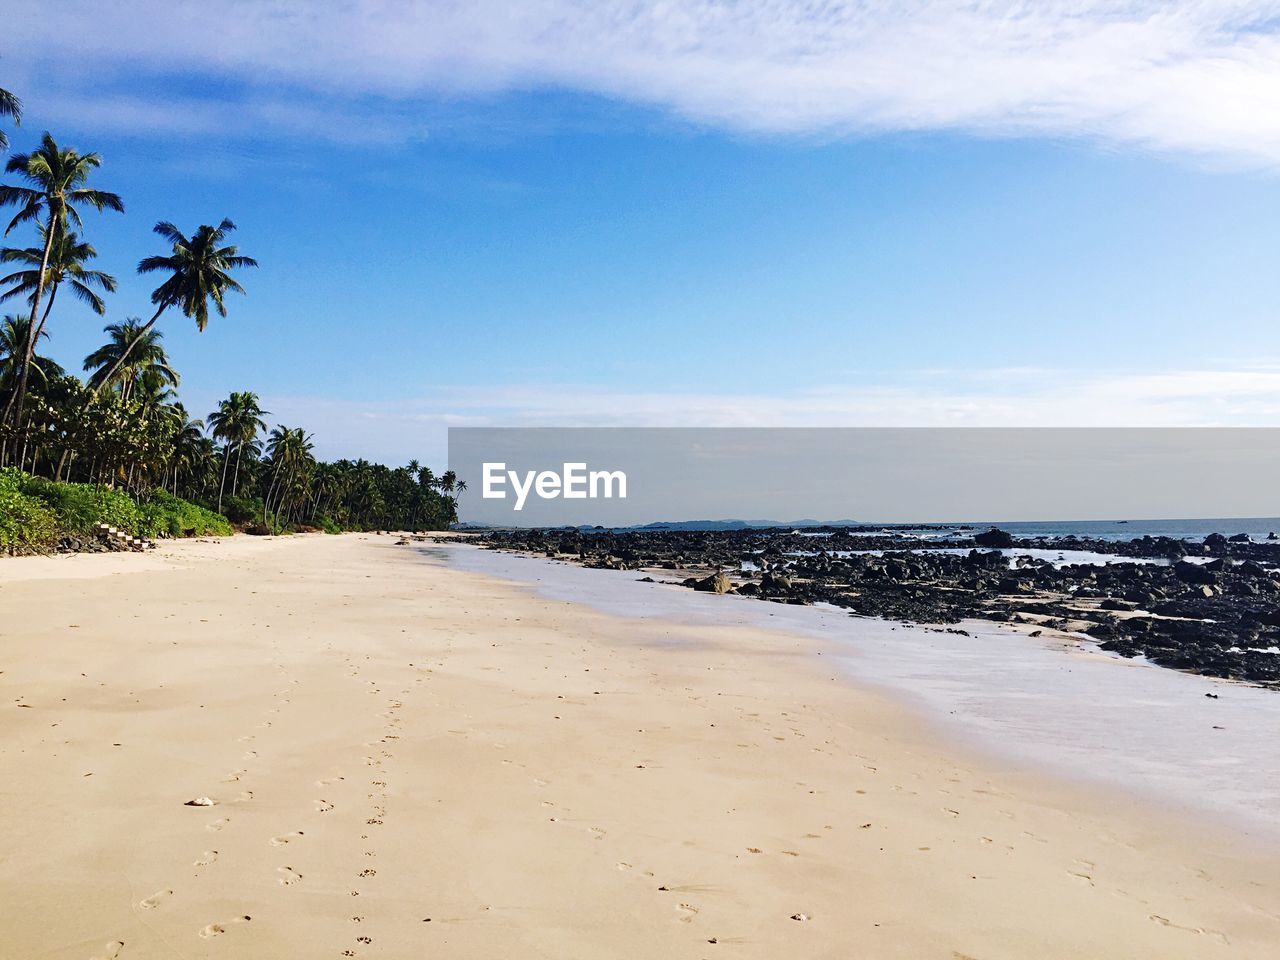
[440,541,1280,848]
[1,534,1277,957]
[463,527,1280,686]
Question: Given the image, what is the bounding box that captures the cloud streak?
[6,2,1280,162]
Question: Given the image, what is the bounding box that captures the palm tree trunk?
[263,467,281,528]
[3,220,57,456]
[29,284,59,351]
[216,445,231,514]
[87,302,167,397]
[233,442,243,497]
[3,227,58,463]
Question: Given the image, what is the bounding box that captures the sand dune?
[0,533,1276,958]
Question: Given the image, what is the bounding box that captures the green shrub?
[0,469,233,549]
[219,493,265,525]
[0,469,59,553]
[314,514,342,534]
[19,474,140,534]
[139,490,234,538]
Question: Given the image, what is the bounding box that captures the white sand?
[1,533,1276,958]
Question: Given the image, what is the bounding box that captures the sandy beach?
[2,534,1278,959]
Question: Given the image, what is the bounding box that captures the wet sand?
[1,533,1277,958]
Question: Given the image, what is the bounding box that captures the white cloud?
[6,1,1280,162]
[254,365,1280,465]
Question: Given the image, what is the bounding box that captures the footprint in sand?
[676,903,699,923]
[138,889,172,909]
[90,942,124,960]
[277,866,303,886]
[588,826,606,840]
[315,799,334,813]
[199,916,251,938]
[316,776,345,787]
[1149,915,1230,944]
[222,771,244,783]
[194,850,219,867]
[270,831,304,846]
[207,818,229,831]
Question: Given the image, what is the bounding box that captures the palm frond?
[151,221,187,245]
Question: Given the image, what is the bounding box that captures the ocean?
[866,517,1280,542]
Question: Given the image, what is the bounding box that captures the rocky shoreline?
[467,527,1280,686]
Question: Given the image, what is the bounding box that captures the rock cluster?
[473,526,1280,686]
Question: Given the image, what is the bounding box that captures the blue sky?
[5,2,1280,465]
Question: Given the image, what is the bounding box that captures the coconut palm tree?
[0,313,64,401]
[83,320,179,400]
[206,390,268,513]
[90,219,256,393]
[0,133,123,438]
[167,404,206,496]
[263,425,315,529]
[0,86,19,151]
[1,226,117,324]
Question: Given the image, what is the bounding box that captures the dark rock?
[692,571,733,594]
[974,528,1014,548]
[1173,560,1215,585]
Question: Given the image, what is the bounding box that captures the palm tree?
[1,226,117,324]
[206,390,268,513]
[0,313,63,398]
[83,320,179,401]
[168,404,206,496]
[263,425,315,529]
[0,134,123,438]
[90,219,256,393]
[0,87,19,152]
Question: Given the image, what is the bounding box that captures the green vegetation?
[0,467,231,553]
[0,81,458,550]
[0,468,56,553]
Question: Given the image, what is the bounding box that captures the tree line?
[0,83,458,533]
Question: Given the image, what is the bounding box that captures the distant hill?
[622,518,863,531]
[456,518,864,532]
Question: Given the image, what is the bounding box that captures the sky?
[3,1,1280,467]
